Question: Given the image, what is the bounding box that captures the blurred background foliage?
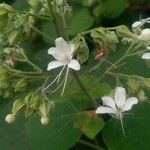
[0,0,149,150]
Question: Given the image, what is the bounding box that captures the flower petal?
[142,52,150,59]
[102,96,116,109]
[115,87,126,108]
[48,47,65,61]
[47,61,66,71]
[123,97,138,111]
[68,59,81,71]
[55,37,70,55]
[95,106,116,114]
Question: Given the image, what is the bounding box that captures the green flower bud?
[127,79,140,94]
[5,114,16,123]
[0,68,9,80]
[14,78,28,92]
[3,47,14,55]
[28,0,41,8]
[143,78,150,89]
[137,89,147,102]
[8,30,23,45]
[56,0,64,6]
[0,4,13,29]
[2,89,13,99]
[0,80,10,89]
[40,117,49,125]
[25,92,40,110]
[0,3,13,13]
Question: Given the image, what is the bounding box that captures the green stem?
[30,25,54,42]
[78,140,105,150]
[72,72,97,108]
[4,65,41,75]
[26,59,43,73]
[47,0,60,36]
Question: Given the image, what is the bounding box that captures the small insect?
[94,48,108,60]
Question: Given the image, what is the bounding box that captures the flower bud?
[0,4,13,28]
[138,28,150,41]
[5,114,16,123]
[3,47,14,55]
[137,89,147,102]
[56,0,64,6]
[40,117,49,125]
[8,30,23,45]
[127,79,140,94]
[14,78,28,92]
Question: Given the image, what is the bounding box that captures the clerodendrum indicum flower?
[45,37,81,95]
[96,87,138,135]
[142,46,150,60]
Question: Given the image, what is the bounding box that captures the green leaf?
[75,111,105,139]
[67,9,94,36]
[26,100,81,150]
[101,0,127,19]
[103,102,150,150]
[0,102,32,150]
[61,75,111,102]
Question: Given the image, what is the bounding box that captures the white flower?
[96,87,138,135]
[138,28,150,41]
[44,37,81,95]
[142,46,150,60]
[95,87,138,119]
[47,37,80,71]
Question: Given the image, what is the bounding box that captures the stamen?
[42,65,66,92]
[61,66,69,96]
[120,113,127,137]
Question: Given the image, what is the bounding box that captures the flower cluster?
[132,17,150,60]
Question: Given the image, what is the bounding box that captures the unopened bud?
[8,30,23,45]
[56,0,63,6]
[137,89,147,102]
[5,114,16,123]
[40,117,49,125]
[138,28,150,41]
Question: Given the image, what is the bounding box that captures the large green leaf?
[26,100,82,150]
[103,102,150,150]
[0,101,32,150]
[75,111,105,139]
[101,0,127,19]
[67,8,94,36]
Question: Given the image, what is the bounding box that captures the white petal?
[123,97,138,111]
[115,87,126,108]
[48,47,56,55]
[48,47,65,61]
[132,21,141,28]
[142,52,150,59]
[102,96,116,109]
[68,59,81,71]
[47,61,66,71]
[55,37,70,55]
[147,46,150,50]
[95,106,116,114]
